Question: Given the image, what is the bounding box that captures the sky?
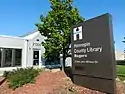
[0,0,125,51]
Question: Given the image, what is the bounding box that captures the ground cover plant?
[3,67,41,89]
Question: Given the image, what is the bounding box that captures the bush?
[65,66,73,80]
[3,67,40,89]
[3,71,10,78]
[117,60,125,65]
[65,66,72,72]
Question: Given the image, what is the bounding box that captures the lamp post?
[122,37,125,49]
[122,37,125,60]
[122,37,125,43]
[122,38,125,43]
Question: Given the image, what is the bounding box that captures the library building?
[0,31,45,76]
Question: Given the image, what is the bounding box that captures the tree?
[36,0,84,70]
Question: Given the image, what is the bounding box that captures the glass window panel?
[15,49,22,66]
[33,60,39,65]
[0,48,1,67]
[4,48,12,67]
[33,51,39,59]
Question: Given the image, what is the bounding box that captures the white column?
[39,50,42,68]
[60,54,63,68]
[11,49,15,67]
[1,49,5,67]
[22,40,28,68]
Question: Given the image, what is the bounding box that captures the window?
[36,39,39,41]
[0,48,22,67]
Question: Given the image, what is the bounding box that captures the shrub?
[65,67,73,80]
[3,71,10,78]
[3,67,40,89]
[35,67,45,72]
[65,66,72,72]
[117,60,125,65]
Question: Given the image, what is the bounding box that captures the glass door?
[33,51,39,65]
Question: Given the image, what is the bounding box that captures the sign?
[33,43,41,47]
[71,13,116,94]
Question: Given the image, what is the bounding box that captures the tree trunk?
[62,43,66,71]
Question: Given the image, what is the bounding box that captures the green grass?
[117,65,125,81]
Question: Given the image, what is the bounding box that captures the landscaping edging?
[0,77,6,85]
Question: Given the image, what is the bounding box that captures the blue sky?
[0,0,125,51]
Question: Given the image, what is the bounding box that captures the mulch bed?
[0,71,124,94]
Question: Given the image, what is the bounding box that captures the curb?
[0,77,6,85]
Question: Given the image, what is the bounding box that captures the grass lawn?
[117,65,125,81]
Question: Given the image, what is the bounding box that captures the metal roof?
[19,29,38,37]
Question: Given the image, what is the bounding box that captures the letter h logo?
[73,26,83,41]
